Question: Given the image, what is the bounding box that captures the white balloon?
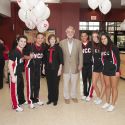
[37,20,49,33]
[88,0,99,10]
[16,0,29,10]
[25,19,36,29]
[99,0,112,15]
[26,0,41,10]
[32,1,46,18]
[40,6,50,20]
[18,9,27,22]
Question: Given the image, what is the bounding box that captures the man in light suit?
[60,26,83,104]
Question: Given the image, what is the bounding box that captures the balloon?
[40,6,50,20]
[18,9,27,22]
[26,0,41,10]
[25,19,36,29]
[99,0,112,15]
[88,0,99,10]
[37,20,49,32]
[16,0,29,10]
[32,1,46,18]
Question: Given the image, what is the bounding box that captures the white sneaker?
[29,104,35,109]
[94,98,102,105]
[86,96,91,102]
[102,103,110,109]
[23,101,28,105]
[16,107,23,112]
[36,100,44,106]
[107,105,115,112]
[81,96,87,100]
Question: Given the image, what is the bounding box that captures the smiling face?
[17,38,27,49]
[35,34,45,46]
[66,26,75,39]
[92,33,99,43]
[81,33,88,43]
[49,36,56,47]
[101,35,108,45]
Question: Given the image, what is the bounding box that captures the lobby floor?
[0,77,125,125]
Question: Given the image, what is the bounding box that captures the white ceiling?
[10,0,125,8]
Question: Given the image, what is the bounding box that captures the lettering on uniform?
[95,49,100,53]
[19,58,24,63]
[82,48,91,53]
[101,51,110,56]
[33,53,43,59]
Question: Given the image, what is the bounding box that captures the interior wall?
[0,2,125,48]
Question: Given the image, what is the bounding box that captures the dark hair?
[11,35,27,52]
[80,31,89,36]
[36,32,45,38]
[100,32,113,50]
[48,34,57,43]
[17,35,28,42]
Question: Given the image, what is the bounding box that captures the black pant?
[0,60,5,89]
[46,69,60,103]
[82,64,92,97]
[17,73,26,105]
[30,66,41,103]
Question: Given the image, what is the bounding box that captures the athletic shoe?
[36,100,44,106]
[102,103,110,109]
[29,104,35,109]
[81,96,87,100]
[94,98,102,105]
[16,107,23,112]
[107,105,115,112]
[86,96,92,102]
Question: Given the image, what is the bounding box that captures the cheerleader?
[81,32,93,101]
[87,31,105,104]
[8,35,27,112]
[101,32,120,112]
[43,34,63,106]
[24,33,46,109]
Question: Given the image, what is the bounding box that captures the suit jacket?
[60,38,83,74]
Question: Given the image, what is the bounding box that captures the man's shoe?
[64,99,70,104]
[72,98,78,103]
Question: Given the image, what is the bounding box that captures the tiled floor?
[0,77,125,125]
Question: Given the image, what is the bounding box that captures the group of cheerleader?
[81,31,120,112]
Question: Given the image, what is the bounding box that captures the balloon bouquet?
[17,0,50,32]
[88,0,112,15]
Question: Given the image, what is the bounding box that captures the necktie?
[48,48,55,63]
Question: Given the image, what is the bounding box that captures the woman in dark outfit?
[101,32,120,112]
[0,39,5,89]
[43,34,63,106]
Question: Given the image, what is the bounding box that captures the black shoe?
[53,102,57,106]
[47,101,52,105]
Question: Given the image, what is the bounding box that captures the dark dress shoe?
[53,102,57,106]
[47,101,52,105]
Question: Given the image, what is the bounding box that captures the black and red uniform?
[89,42,103,97]
[101,44,120,76]
[82,41,93,97]
[9,48,26,109]
[44,44,64,103]
[24,43,45,104]
[93,43,103,72]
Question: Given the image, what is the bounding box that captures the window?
[79,22,100,31]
